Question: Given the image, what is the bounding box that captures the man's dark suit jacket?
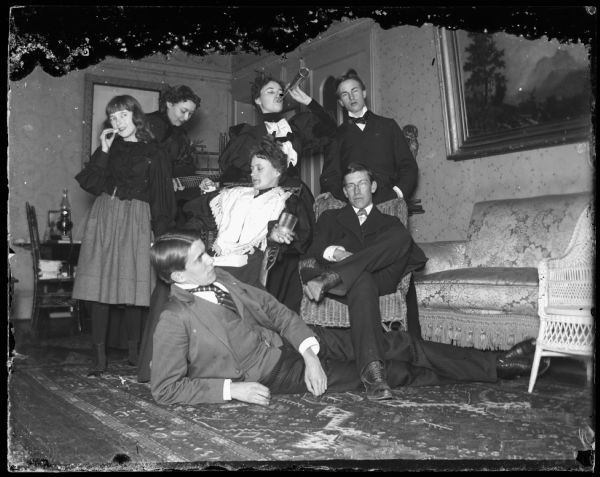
[319,111,418,204]
[304,203,427,287]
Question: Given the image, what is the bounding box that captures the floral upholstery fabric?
[415,240,467,276]
[465,193,590,268]
[416,267,538,316]
[415,192,592,351]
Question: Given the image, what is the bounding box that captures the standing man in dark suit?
[302,162,427,399]
[148,230,546,406]
[319,70,418,205]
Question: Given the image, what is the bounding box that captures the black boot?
[361,360,393,401]
[498,338,536,361]
[496,356,551,379]
[87,343,107,377]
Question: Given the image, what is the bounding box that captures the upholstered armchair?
[299,195,412,331]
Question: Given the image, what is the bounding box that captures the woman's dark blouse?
[75,137,176,236]
[146,111,194,174]
[218,100,337,183]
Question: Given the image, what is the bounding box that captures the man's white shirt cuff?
[223,379,232,400]
[299,337,320,356]
[323,245,345,262]
[393,186,404,199]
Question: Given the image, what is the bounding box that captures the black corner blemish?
[111,453,131,465]
[8,6,596,81]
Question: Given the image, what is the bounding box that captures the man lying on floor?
[148,230,550,406]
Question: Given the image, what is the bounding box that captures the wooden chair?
[25,202,81,339]
[528,202,595,392]
[298,196,412,331]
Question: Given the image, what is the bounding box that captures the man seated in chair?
[301,162,429,399]
[149,230,548,406]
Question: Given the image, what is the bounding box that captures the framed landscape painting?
[435,28,592,161]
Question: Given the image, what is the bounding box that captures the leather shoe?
[306,271,345,302]
[496,356,551,380]
[361,360,393,401]
[299,258,326,284]
[499,338,536,361]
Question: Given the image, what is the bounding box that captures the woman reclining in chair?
[137,136,313,383]
[187,135,314,306]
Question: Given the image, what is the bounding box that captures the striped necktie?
[357,208,368,226]
[190,284,238,313]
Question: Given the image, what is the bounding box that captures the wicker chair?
[528,202,595,392]
[299,195,412,331]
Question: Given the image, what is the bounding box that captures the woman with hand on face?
[73,95,176,376]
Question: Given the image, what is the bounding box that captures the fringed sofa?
[413,192,593,351]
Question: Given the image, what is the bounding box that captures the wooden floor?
[7,318,596,471]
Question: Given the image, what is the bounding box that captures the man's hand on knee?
[230,382,271,406]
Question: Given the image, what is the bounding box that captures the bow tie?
[189,284,237,313]
[272,131,295,143]
[350,111,368,125]
[262,112,284,122]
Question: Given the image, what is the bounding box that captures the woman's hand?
[287,85,312,106]
[269,224,295,244]
[200,177,217,193]
[230,381,271,406]
[100,128,116,152]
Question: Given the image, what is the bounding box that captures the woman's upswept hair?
[159,85,201,113]
[150,230,204,284]
[248,135,288,176]
[250,71,284,105]
[106,95,154,143]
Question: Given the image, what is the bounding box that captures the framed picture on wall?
[435,28,592,161]
[82,74,166,164]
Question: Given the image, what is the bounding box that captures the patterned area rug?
[8,343,595,471]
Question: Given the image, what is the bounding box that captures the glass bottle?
[57,188,73,240]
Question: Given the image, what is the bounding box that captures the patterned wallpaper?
[372,23,594,243]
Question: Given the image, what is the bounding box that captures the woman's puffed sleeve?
[75,147,113,196]
[218,124,257,182]
[290,100,337,153]
[148,145,177,237]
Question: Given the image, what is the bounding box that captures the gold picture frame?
[435,27,592,161]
